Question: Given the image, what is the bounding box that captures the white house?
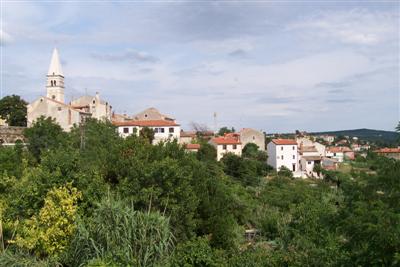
[267,139,298,172]
[326,147,354,162]
[113,120,180,144]
[296,137,326,157]
[299,156,322,178]
[209,135,242,161]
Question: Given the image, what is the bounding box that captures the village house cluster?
[20,48,399,178]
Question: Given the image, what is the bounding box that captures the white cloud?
[288,9,398,45]
[0,29,13,46]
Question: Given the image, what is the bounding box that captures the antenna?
[213,112,217,133]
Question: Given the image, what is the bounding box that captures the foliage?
[196,143,217,162]
[140,126,155,144]
[24,116,68,162]
[65,196,174,267]
[277,166,293,178]
[0,95,27,126]
[242,143,268,162]
[14,183,81,258]
[217,126,235,136]
[1,113,399,266]
[170,236,226,267]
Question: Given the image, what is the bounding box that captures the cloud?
[229,49,247,57]
[0,29,13,46]
[288,9,398,45]
[91,49,159,63]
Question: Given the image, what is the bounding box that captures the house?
[112,113,132,122]
[300,156,322,178]
[267,139,298,172]
[322,157,339,170]
[239,128,265,150]
[179,131,214,144]
[113,120,180,144]
[185,143,201,153]
[317,135,335,143]
[70,93,112,121]
[132,107,175,121]
[326,147,354,162]
[27,48,112,132]
[375,148,400,160]
[297,137,326,156]
[209,134,242,161]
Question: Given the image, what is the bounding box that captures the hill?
[312,128,398,144]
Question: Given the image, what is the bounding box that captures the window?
[252,136,255,140]
[154,128,159,133]
[144,114,148,118]
[50,81,53,86]
[292,146,295,150]
[223,144,227,150]
[169,127,174,133]
[123,128,129,134]
[281,155,284,160]
[233,144,237,149]
[308,161,312,165]
[292,155,295,159]
[160,128,165,133]
[52,95,56,99]
[57,107,62,111]
[281,146,283,151]
[334,153,336,156]
[93,100,96,104]
[54,80,56,86]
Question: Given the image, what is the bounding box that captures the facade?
[239,128,265,150]
[114,120,180,144]
[318,135,335,143]
[27,48,112,131]
[70,93,112,121]
[267,139,298,172]
[0,126,26,145]
[300,156,322,178]
[209,135,242,161]
[375,148,400,160]
[185,143,201,153]
[297,137,326,157]
[326,147,354,162]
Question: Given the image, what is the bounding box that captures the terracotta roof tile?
[272,139,297,145]
[113,120,179,127]
[211,137,241,145]
[375,148,400,153]
[186,143,201,149]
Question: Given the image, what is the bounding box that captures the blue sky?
[1,1,399,132]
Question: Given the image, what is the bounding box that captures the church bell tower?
[46,48,65,103]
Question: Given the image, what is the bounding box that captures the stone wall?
[0,126,26,144]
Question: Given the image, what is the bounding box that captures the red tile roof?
[186,143,201,149]
[211,137,241,145]
[328,146,353,153]
[271,139,297,145]
[375,148,400,153]
[113,120,179,127]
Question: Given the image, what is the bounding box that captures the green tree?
[139,127,155,144]
[196,143,217,162]
[0,95,27,126]
[24,116,67,162]
[218,127,235,136]
[14,183,81,258]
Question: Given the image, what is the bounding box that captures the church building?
[27,48,112,131]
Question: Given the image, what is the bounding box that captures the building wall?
[267,143,298,171]
[239,128,265,150]
[28,97,82,131]
[117,125,181,144]
[326,151,344,162]
[300,158,315,176]
[210,142,242,161]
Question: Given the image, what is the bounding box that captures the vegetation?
[0,95,28,126]
[217,126,235,136]
[0,118,399,266]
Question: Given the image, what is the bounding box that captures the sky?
[1,0,399,133]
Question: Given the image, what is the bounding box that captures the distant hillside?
[312,128,399,144]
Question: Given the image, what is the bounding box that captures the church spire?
[47,47,63,77]
[46,48,65,103]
